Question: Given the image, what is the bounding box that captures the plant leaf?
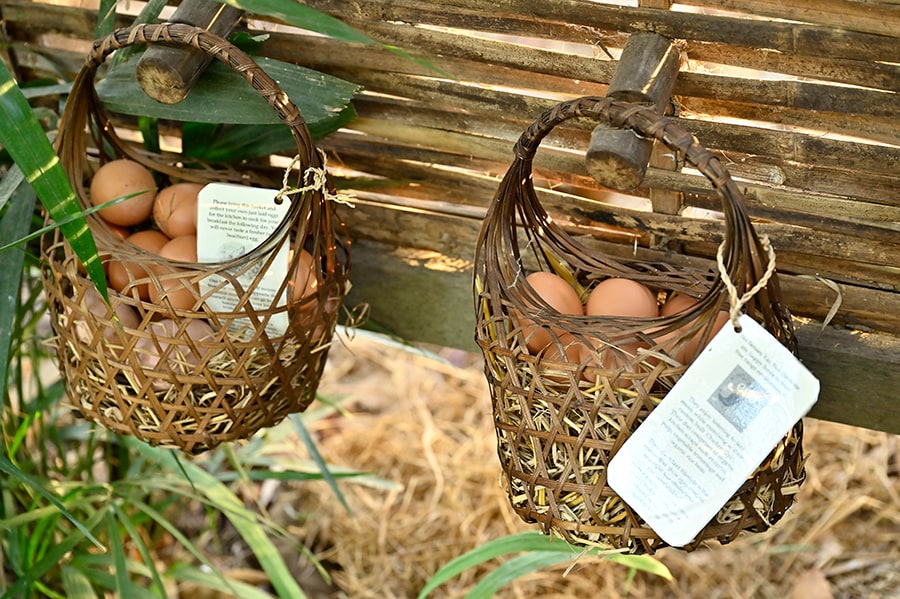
[128,440,308,599]
[0,61,107,299]
[181,103,356,163]
[110,502,166,596]
[213,0,372,44]
[417,532,671,598]
[0,172,35,409]
[167,565,276,599]
[61,565,99,599]
[465,551,579,598]
[106,512,131,596]
[96,0,118,38]
[290,414,353,516]
[97,54,360,127]
[0,455,105,550]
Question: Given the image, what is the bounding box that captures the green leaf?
[106,512,131,596]
[128,440,308,599]
[20,83,73,99]
[465,551,579,598]
[417,532,672,598]
[110,502,166,596]
[181,103,356,163]
[0,60,107,299]
[61,566,99,599]
[168,565,276,599]
[97,54,360,127]
[0,456,105,550]
[96,0,118,38]
[20,507,107,587]
[290,415,353,516]
[213,0,373,44]
[0,172,35,409]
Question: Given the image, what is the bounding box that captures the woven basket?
[474,97,806,553]
[40,23,350,455]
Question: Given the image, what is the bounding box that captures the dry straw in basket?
[473,96,806,554]
[40,23,350,454]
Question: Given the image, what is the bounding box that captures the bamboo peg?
[135,0,243,104]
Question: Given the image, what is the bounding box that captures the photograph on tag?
[708,364,769,432]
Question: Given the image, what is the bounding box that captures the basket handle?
[84,22,319,168]
[512,96,760,308]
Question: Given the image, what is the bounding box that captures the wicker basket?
[40,23,350,454]
[474,97,806,553]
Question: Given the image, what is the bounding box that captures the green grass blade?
[214,0,372,44]
[61,565,99,599]
[0,456,105,550]
[22,507,107,587]
[96,0,118,38]
[105,511,133,597]
[290,415,352,516]
[128,440,308,599]
[168,565,276,599]
[603,552,673,580]
[417,532,671,598]
[464,551,579,599]
[417,532,557,598]
[109,502,166,596]
[0,61,107,299]
[130,498,239,593]
[0,176,35,408]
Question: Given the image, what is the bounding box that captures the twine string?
[716,234,777,331]
[276,149,356,208]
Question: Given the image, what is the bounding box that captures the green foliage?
[0,1,371,596]
[418,531,673,598]
[0,60,108,299]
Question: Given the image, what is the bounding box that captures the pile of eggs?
[77,159,321,380]
[517,271,729,382]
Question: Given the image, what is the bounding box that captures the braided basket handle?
[511,96,765,323]
[80,23,319,167]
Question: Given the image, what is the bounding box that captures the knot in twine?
[276,149,356,208]
[716,234,776,331]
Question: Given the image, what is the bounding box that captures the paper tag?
[607,314,819,547]
[196,183,290,338]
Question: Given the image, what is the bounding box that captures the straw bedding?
[279,330,899,598]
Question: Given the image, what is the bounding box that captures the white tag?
[607,314,819,547]
[196,183,290,338]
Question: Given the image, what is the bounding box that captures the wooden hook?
[135,0,243,104]
[585,32,681,192]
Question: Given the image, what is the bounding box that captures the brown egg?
[652,295,729,366]
[650,293,700,365]
[108,230,170,299]
[517,271,584,352]
[579,337,643,388]
[90,159,157,226]
[583,278,657,376]
[132,318,217,392]
[288,246,319,303]
[537,333,585,384]
[660,292,699,317]
[153,183,203,238]
[148,235,199,311]
[585,278,658,318]
[71,287,141,348]
[683,310,731,364]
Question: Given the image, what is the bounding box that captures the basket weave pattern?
[40,24,350,454]
[474,96,806,553]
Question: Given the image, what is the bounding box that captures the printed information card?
[607,314,819,547]
[196,183,290,338]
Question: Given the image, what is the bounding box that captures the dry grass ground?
[281,329,899,598]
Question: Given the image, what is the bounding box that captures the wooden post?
[135,0,243,104]
[585,32,681,193]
